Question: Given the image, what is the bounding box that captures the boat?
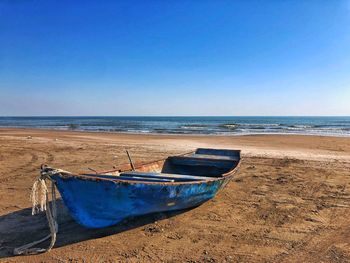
[44,148,241,228]
[14,148,241,255]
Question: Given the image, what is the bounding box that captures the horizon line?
[0,115,349,118]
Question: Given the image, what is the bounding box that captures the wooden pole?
[126,150,135,171]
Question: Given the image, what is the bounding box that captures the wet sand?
[0,128,350,262]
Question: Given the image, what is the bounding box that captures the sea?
[0,116,349,137]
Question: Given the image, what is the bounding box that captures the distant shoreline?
[1,127,350,138]
[1,127,350,165]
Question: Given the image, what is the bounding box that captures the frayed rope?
[13,167,67,255]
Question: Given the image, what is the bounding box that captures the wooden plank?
[82,173,174,182]
[195,148,240,158]
[168,156,234,169]
[190,154,239,161]
[122,171,215,181]
[122,176,175,182]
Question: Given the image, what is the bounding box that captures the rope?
[13,167,64,255]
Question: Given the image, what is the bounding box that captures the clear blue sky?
[0,0,349,116]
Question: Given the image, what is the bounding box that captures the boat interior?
[82,148,241,183]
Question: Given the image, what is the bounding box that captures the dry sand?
[0,128,350,262]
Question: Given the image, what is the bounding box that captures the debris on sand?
[143,222,164,235]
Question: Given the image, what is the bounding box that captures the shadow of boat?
[0,199,193,258]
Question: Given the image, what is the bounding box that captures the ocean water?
[0,116,349,137]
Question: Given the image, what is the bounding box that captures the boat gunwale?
[51,150,241,186]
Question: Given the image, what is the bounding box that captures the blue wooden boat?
[46,148,241,228]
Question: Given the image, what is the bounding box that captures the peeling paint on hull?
[53,176,229,228]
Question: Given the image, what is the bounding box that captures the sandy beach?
[0,128,350,262]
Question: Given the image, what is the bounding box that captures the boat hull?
[53,175,230,228]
